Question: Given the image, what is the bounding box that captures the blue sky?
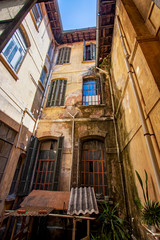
[58,0,96,30]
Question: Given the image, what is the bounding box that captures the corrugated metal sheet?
[20,190,70,210]
[67,187,99,215]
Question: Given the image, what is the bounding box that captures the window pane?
[2,28,27,72]
[81,140,106,195]
[83,79,101,105]
[40,68,46,85]
[32,4,42,25]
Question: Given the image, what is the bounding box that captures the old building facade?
[0,0,159,239]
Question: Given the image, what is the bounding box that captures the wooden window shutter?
[90,43,96,60]
[46,79,67,107]
[83,39,86,61]
[56,48,62,64]
[60,80,67,106]
[17,136,39,196]
[52,137,64,191]
[46,81,55,107]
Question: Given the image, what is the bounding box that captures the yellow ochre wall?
[111,0,160,237]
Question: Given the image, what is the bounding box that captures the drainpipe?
[96,0,100,67]
[116,16,160,196]
[96,66,130,222]
[67,111,78,190]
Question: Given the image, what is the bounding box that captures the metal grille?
[83,79,101,105]
[81,142,107,195]
[34,140,57,191]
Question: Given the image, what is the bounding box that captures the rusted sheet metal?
[20,190,70,210]
[67,187,99,215]
[9,206,53,217]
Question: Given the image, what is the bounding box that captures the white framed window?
[31,3,42,26]
[2,28,28,72]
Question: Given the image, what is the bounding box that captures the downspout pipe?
[96,0,100,67]
[96,66,130,222]
[116,16,160,196]
[67,111,78,190]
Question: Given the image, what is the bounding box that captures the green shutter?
[46,81,54,107]
[52,137,64,191]
[83,39,86,61]
[17,136,39,196]
[66,47,71,63]
[60,80,67,106]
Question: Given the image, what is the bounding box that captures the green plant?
[134,197,143,210]
[135,170,160,227]
[93,201,130,240]
[99,54,111,73]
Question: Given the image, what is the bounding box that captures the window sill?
[55,62,71,66]
[79,104,106,108]
[45,106,66,109]
[0,54,18,80]
[81,60,95,63]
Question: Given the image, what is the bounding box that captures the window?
[81,139,107,195]
[2,28,28,72]
[40,67,47,86]
[56,47,71,64]
[46,79,67,107]
[17,136,64,196]
[83,40,96,61]
[0,121,16,182]
[83,78,101,105]
[33,140,57,190]
[31,3,42,26]
[47,41,54,61]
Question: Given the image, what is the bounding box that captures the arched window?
[81,139,107,195]
[17,136,64,196]
[2,28,28,72]
[46,79,67,107]
[56,47,71,64]
[83,78,101,105]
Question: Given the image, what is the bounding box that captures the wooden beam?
[101,1,115,4]
[0,0,38,52]
[100,24,114,29]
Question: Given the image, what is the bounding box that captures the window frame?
[82,78,101,106]
[46,79,67,107]
[56,47,71,65]
[31,3,43,30]
[2,28,28,73]
[83,40,96,61]
[40,66,48,87]
[81,139,107,196]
